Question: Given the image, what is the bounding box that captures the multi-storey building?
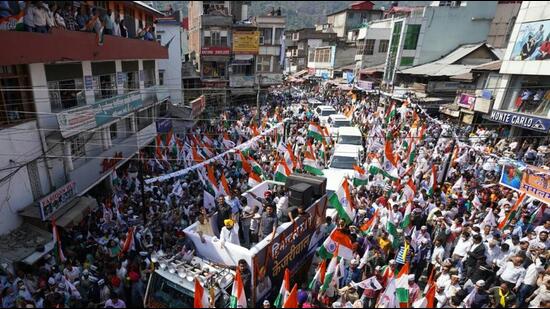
[324,1,383,39]
[256,14,286,87]
[285,28,338,74]
[0,2,168,235]
[382,1,498,86]
[490,1,550,141]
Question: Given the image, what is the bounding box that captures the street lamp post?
[256,74,262,125]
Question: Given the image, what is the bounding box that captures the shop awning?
[292,69,308,78]
[439,103,461,118]
[0,224,53,265]
[56,196,98,228]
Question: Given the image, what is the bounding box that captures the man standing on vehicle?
[258,204,278,242]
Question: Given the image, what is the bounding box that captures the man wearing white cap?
[406,274,421,307]
[435,284,448,308]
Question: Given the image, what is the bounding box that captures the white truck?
[144,180,329,307]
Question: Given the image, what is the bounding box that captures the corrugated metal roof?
[472,60,502,72]
[134,1,164,17]
[400,43,500,77]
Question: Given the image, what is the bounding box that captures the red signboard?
[201,47,231,56]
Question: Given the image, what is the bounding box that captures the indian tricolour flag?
[206,164,220,197]
[230,269,247,308]
[318,229,354,260]
[428,165,438,197]
[236,150,252,174]
[52,219,67,264]
[402,178,416,202]
[274,268,290,308]
[395,262,411,308]
[352,165,369,187]
[400,202,412,229]
[223,132,235,149]
[308,259,327,290]
[248,171,262,188]
[369,160,398,180]
[274,160,291,182]
[249,157,263,176]
[383,139,399,178]
[407,140,417,166]
[321,250,340,293]
[385,101,396,124]
[308,122,324,142]
[360,209,379,235]
[328,179,355,224]
[194,278,209,308]
[319,142,327,162]
[303,151,324,176]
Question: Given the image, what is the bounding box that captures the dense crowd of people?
[0,79,548,308]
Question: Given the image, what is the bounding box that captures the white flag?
[352,276,382,291]
[203,190,215,212]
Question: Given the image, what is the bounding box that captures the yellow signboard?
[233,31,260,54]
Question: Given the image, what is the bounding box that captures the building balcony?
[230,75,255,88]
[259,73,283,86]
[200,15,233,27]
[0,29,168,66]
[56,85,168,139]
[69,122,156,195]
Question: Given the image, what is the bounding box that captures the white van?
[327,114,352,138]
[336,126,364,157]
[315,105,337,126]
[323,144,362,193]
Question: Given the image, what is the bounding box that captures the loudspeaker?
[285,174,326,198]
[288,183,313,207]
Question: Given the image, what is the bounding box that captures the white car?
[327,114,352,138]
[335,126,364,159]
[323,144,363,194]
[315,105,337,126]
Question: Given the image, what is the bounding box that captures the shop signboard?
[489,110,550,132]
[357,80,373,90]
[252,196,327,303]
[500,164,550,204]
[458,93,476,109]
[201,47,231,56]
[39,181,77,221]
[84,75,93,91]
[510,19,550,61]
[233,31,260,54]
[156,118,172,133]
[57,91,143,138]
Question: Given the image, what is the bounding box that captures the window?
[502,75,550,116]
[274,28,283,45]
[260,28,272,45]
[110,123,118,140]
[403,24,421,50]
[93,74,116,100]
[0,65,36,126]
[364,39,375,55]
[122,61,139,93]
[137,107,153,131]
[400,57,415,66]
[159,70,165,86]
[71,134,86,158]
[232,64,252,75]
[124,71,139,93]
[126,117,133,133]
[292,32,299,41]
[204,30,228,47]
[143,60,156,88]
[314,49,331,63]
[48,79,85,111]
[202,61,226,78]
[256,56,271,72]
[379,40,389,53]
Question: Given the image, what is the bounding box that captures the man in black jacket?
[464,234,486,278]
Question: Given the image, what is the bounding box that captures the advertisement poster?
[233,31,260,54]
[510,19,550,61]
[252,196,327,303]
[500,164,550,204]
[39,181,77,220]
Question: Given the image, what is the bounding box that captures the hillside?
[151,1,433,30]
